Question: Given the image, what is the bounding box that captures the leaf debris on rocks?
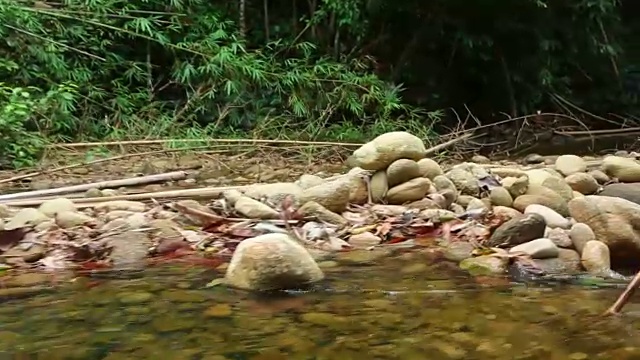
[1,131,638,295]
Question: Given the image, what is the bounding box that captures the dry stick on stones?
[172,202,226,224]
[423,132,473,156]
[0,186,248,208]
[604,270,640,316]
[0,171,189,202]
[363,174,373,204]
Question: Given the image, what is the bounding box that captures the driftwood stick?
[0,185,248,207]
[424,132,473,156]
[0,171,189,202]
[605,270,640,316]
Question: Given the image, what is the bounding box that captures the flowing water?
[1,253,640,360]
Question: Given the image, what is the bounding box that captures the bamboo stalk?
[47,138,364,149]
[0,185,247,207]
[0,171,189,202]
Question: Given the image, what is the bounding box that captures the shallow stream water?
[2,255,640,360]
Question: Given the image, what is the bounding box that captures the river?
[1,255,640,359]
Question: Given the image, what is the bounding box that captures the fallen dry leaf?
[38,249,72,271]
[375,222,393,237]
[224,227,263,238]
[474,275,511,287]
[350,224,377,235]
[341,211,370,224]
[0,227,31,252]
[348,232,381,248]
[316,236,352,251]
[414,236,439,247]
[173,202,225,227]
[155,239,192,255]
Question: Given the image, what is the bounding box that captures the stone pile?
[224,131,640,289]
[5,131,640,292]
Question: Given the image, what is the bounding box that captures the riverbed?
[1,256,640,359]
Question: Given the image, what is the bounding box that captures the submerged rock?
[105,230,151,270]
[224,233,324,291]
[535,248,582,275]
[459,255,507,276]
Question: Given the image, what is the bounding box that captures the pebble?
[118,292,153,304]
[555,155,587,176]
[569,352,588,360]
[204,304,232,318]
[510,238,559,259]
[524,204,570,229]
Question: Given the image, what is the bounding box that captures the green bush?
[0,0,437,168]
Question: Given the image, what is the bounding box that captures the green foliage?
[0,78,77,168]
[0,0,432,168]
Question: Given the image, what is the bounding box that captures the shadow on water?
[1,256,640,360]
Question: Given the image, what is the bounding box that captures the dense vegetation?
[0,0,635,167]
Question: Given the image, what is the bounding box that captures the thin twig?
[0,186,247,207]
[0,171,189,202]
[605,270,640,316]
[424,132,473,156]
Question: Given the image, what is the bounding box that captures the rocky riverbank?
[2,131,640,291]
